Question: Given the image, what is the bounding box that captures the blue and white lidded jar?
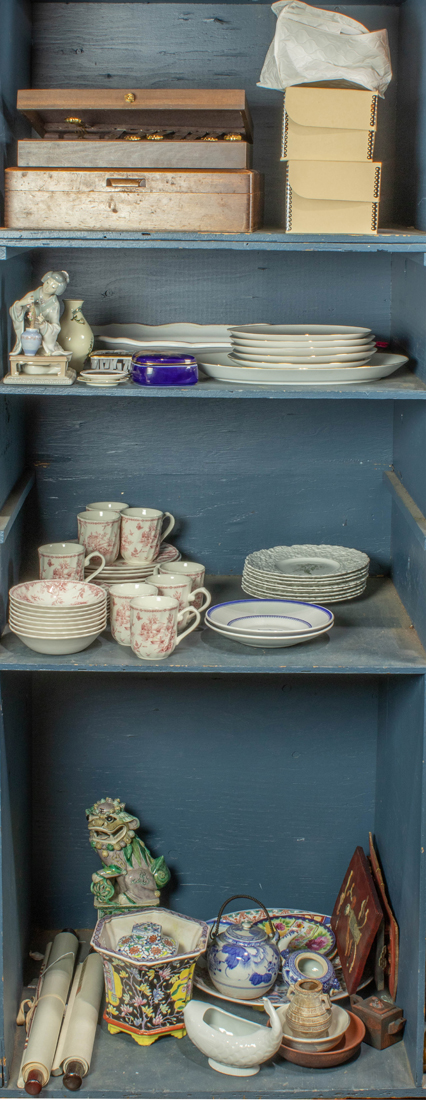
[207,894,281,1001]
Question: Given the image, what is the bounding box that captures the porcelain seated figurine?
[184,997,283,1076]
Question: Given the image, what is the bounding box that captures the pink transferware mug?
[130,595,200,661]
[109,581,158,646]
[38,542,105,581]
[152,571,210,627]
[120,508,175,564]
[77,509,121,565]
[158,560,206,610]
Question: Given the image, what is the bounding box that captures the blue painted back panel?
[375,676,426,1086]
[0,673,31,1083]
[32,2,400,227]
[17,396,393,575]
[394,0,426,228]
[31,248,392,333]
[30,672,378,928]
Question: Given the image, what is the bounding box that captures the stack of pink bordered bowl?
[8,580,107,655]
[84,542,181,591]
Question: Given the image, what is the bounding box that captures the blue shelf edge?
[2,370,426,399]
[1,579,426,674]
[1,228,426,256]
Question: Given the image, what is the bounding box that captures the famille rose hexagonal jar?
[91,908,209,1045]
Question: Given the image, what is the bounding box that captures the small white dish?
[206,621,331,647]
[206,599,334,633]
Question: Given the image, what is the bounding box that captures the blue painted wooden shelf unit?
[1,0,426,1096]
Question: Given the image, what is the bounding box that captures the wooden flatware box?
[4,169,263,232]
[16,89,253,170]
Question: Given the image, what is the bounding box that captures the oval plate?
[194,907,371,1007]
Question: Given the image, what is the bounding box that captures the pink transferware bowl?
[9,580,106,609]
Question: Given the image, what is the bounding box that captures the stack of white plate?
[93,323,236,351]
[242,545,370,604]
[230,325,376,368]
[84,542,180,591]
[205,598,334,648]
[80,369,129,387]
[9,580,108,654]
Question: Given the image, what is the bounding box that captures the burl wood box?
[4,169,263,232]
[16,89,253,170]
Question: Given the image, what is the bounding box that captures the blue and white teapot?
[207,895,281,1001]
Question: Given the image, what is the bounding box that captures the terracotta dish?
[276,1012,365,1067]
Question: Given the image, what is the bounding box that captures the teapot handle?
[210,894,277,943]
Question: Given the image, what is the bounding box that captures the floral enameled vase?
[207,895,281,1001]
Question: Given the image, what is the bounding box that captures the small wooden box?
[16,89,253,171]
[350,995,406,1049]
[4,168,263,233]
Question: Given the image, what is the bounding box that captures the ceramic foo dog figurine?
[86,797,171,916]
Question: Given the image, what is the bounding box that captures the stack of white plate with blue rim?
[242,545,369,604]
[205,599,334,648]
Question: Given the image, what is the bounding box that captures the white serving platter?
[197,352,408,385]
[93,323,236,349]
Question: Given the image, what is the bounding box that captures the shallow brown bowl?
[277,1012,365,1068]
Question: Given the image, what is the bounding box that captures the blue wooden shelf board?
[5,1002,418,1099]
[3,370,426,400]
[1,578,425,674]
[2,229,426,257]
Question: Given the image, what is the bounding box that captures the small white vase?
[59,299,94,373]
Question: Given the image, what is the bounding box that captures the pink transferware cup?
[109,581,158,646]
[156,560,206,611]
[120,508,175,564]
[130,595,200,661]
[38,542,105,581]
[77,510,121,565]
[152,571,210,627]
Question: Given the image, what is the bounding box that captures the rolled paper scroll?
[52,953,103,1088]
[21,931,79,1091]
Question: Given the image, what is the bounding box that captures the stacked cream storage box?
[282,86,381,234]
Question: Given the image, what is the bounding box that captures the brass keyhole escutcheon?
[125,93,136,103]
